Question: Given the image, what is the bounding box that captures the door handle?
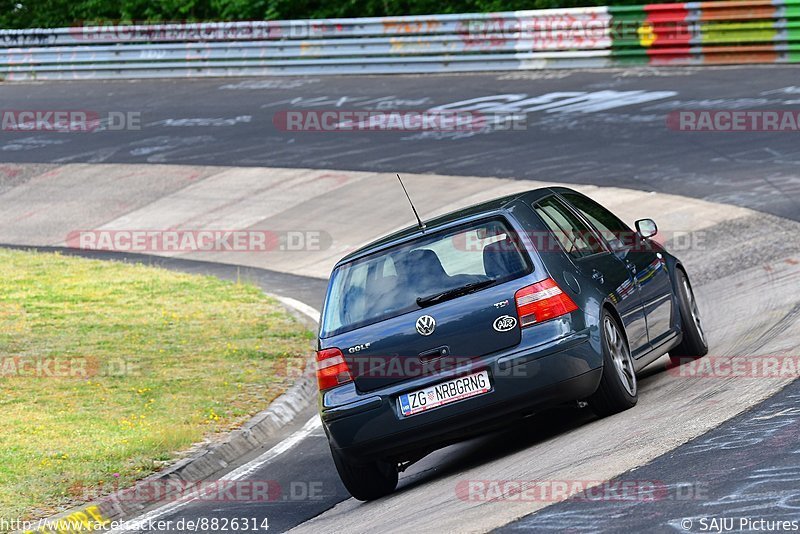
[419,345,449,362]
[591,270,604,285]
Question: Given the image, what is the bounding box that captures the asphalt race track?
[1,65,799,533]
[501,379,800,533]
[2,66,800,221]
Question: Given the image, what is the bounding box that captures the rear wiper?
[416,278,497,307]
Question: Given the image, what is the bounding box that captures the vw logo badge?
[416,315,436,336]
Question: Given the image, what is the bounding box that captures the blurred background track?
[2,67,800,220]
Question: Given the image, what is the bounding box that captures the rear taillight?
[515,278,578,327]
[316,348,353,391]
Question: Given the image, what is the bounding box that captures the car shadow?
[391,355,676,496]
[393,403,597,493]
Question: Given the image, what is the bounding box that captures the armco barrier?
[0,0,798,80]
[609,0,800,65]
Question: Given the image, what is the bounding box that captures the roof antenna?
[396,174,426,232]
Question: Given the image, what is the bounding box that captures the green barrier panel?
[609,4,694,50]
[608,5,648,49]
[609,47,651,65]
[786,40,800,61]
[607,5,647,16]
[605,0,800,65]
[788,19,800,44]
[701,21,777,44]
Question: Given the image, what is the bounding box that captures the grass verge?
[0,248,313,521]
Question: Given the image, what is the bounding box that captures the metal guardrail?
[609,0,800,66]
[0,1,797,80]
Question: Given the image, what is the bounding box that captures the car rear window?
[320,218,531,337]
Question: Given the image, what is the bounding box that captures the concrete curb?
[15,289,320,534]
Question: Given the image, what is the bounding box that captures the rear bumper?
[320,322,603,462]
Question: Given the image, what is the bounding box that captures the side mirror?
[635,218,658,239]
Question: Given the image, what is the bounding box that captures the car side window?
[560,193,633,252]
[340,261,370,325]
[533,197,604,259]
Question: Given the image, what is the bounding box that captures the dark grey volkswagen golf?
[316,187,707,500]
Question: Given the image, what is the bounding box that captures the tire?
[329,445,398,501]
[670,269,709,364]
[588,310,638,417]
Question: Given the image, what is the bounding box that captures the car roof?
[336,186,570,266]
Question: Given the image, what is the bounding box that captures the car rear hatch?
[338,283,523,392]
[319,217,534,392]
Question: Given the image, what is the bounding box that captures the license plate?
[399,370,491,417]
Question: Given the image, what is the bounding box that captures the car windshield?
[320,218,530,337]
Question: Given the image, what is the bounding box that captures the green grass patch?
[0,248,314,521]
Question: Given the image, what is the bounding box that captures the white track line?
[227,415,322,482]
[273,295,321,323]
[109,301,322,532]
[109,416,322,532]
